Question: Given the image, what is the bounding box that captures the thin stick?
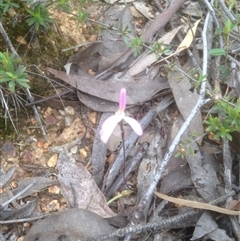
[0,22,19,58]
[133,0,211,220]
[0,180,36,210]
[120,121,133,191]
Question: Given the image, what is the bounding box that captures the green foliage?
[117,23,132,36]
[0,51,30,92]
[209,48,226,56]
[227,0,237,11]
[0,0,19,17]
[223,19,236,35]
[204,98,240,141]
[72,9,89,24]
[125,36,143,57]
[55,0,71,12]
[149,42,171,59]
[216,65,231,79]
[193,73,206,89]
[175,141,194,159]
[26,4,53,31]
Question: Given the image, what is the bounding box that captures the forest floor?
[0,1,240,241]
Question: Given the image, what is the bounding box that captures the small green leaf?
[175,152,182,158]
[8,80,16,92]
[224,19,236,34]
[209,48,226,56]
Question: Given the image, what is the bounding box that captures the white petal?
[123,116,143,136]
[100,115,122,143]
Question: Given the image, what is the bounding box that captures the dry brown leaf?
[128,25,183,76]
[132,1,154,19]
[57,151,116,218]
[0,177,57,205]
[175,19,201,53]
[154,192,240,215]
[47,68,169,107]
[156,19,201,63]
[168,59,204,143]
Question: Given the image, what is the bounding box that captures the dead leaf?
[2,142,16,157]
[0,199,37,221]
[168,59,203,143]
[46,67,169,106]
[91,113,110,186]
[156,19,201,63]
[132,1,154,19]
[128,25,183,76]
[154,192,240,215]
[229,199,240,211]
[175,19,201,53]
[192,212,233,241]
[0,166,17,188]
[0,177,57,205]
[57,151,116,218]
[22,208,118,241]
[77,90,119,112]
[137,132,162,216]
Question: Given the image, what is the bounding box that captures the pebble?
[79,148,88,159]
[64,116,72,126]
[87,112,97,125]
[47,154,58,168]
[64,106,75,115]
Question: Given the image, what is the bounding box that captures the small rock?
[87,112,97,125]
[47,200,60,212]
[36,140,44,148]
[45,115,57,126]
[48,185,61,194]
[70,145,78,154]
[64,106,75,115]
[44,107,53,117]
[47,154,58,167]
[43,141,52,149]
[58,109,65,116]
[64,116,72,126]
[79,148,88,159]
[17,237,24,241]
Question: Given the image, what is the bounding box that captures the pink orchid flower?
[100,88,143,143]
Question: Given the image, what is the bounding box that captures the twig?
[25,88,47,140]
[222,139,233,206]
[25,89,73,106]
[218,0,237,23]
[131,0,211,224]
[0,88,18,133]
[0,22,47,138]
[229,59,240,96]
[84,192,235,241]
[61,41,103,52]
[49,134,86,154]
[95,0,187,80]
[103,95,174,197]
[106,143,148,197]
[0,180,36,210]
[201,0,224,49]
[0,214,49,224]
[222,139,240,238]
[0,22,19,59]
